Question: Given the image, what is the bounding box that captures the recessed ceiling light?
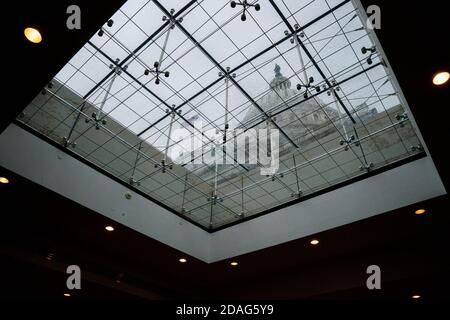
[230,261,238,266]
[105,225,114,232]
[433,71,449,86]
[0,177,9,184]
[412,294,421,299]
[179,258,187,263]
[63,293,71,297]
[24,27,42,44]
[415,209,426,215]
[310,239,319,245]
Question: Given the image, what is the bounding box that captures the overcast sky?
[54,0,400,151]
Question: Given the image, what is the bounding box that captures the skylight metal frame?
[18,0,425,230]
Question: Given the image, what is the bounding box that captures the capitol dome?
[240,64,339,154]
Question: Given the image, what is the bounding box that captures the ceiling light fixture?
[105,225,114,232]
[412,294,421,299]
[415,209,426,215]
[179,258,187,263]
[0,177,9,184]
[63,293,71,297]
[24,27,42,44]
[310,239,319,245]
[230,261,238,266]
[432,71,449,86]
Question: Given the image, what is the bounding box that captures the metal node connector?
[230,1,261,21]
[62,137,77,148]
[359,162,374,172]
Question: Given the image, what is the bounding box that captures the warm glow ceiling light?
[310,239,320,245]
[179,258,187,263]
[230,262,238,266]
[24,27,42,44]
[415,209,426,215]
[433,71,449,86]
[412,294,421,299]
[105,225,114,232]
[63,293,71,297]
[0,177,9,184]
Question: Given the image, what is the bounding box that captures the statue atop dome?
[274,64,282,77]
[270,64,291,90]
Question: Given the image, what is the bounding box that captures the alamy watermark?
[66,265,81,290]
[366,265,382,290]
[366,5,381,30]
[66,5,81,30]
[64,4,381,31]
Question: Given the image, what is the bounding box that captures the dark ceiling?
[1,0,449,301]
[1,165,449,300]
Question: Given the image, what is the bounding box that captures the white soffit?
[0,124,446,262]
[17,0,431,229]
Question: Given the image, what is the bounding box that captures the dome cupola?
[269,64,291,91]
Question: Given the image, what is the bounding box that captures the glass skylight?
[18,0,424,229]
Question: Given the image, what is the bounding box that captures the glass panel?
[18,0,425,229]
